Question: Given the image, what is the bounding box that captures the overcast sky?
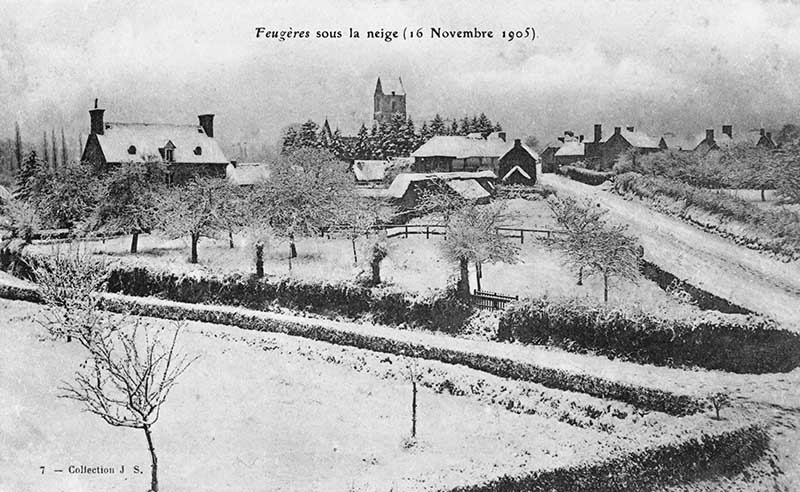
[2,0,800,155]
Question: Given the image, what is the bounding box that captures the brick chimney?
[594,124,602,143]
[722,125,732,138]
[626,126,634,132]
[89,98,105,135]
[198,114,215,138]
[706,129,714,141]
[760,128,766,137]
[514,138,522,147]
[766,131,772,141]
[579,135,584,142]
[614,126,621,135]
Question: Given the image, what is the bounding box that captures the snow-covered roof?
[502,165,532,181]
[446,179,491,200]
[555,141,585,157]
[97,122,228,164]
[353,160,387,181]
[412,136,529,160]
[500,141,539,161]
[660,133,699,151]
[226,162,271,185]
[386,170,496,198]
[615,129,660,149]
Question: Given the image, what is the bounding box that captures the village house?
[385,170,497,211]
[410,132,509,173]
[497,139,538,185]
[81,101,229,183]
[583,124,662,170]
[693,126,777,157]
[352,159,387,184]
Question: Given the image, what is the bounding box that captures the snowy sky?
[2,0,800,153]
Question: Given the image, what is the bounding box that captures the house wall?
[498,146,537,184]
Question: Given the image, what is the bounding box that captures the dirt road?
[540,174,800,330]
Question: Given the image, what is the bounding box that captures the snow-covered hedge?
[446,423,768,492]
[613,172,800,260]
[559,166,614,186]
[499,297,800,373]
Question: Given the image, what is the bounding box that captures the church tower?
[373,77,406,126]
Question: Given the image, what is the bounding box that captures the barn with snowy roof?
[81,100,229,183]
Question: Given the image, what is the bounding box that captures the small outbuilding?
[498,139,538,185]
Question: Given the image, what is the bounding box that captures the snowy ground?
[27,198,700,318]
[540,174,800,330]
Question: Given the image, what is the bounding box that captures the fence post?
[404,225,409,238]
[520,230,524,244]
[426,226,429,239]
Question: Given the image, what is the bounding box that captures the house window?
[194,146,202,156]
[165,148,174,162]
[391,101,397,112]
[127,145,136,155]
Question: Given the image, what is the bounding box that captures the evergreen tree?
[15,151,44,201]
[449,119,459,136]
[14,122,22,172]
[42,131,49,169]
[494,122,503,132]
[51,129,57,169]
[403,117,418,155]
[354,124,371,159]
[429,114,446,136]
[419,122,431,143]
[61,128,69,167]
[459,116,472,135]
[476,113,493,137]
[369,123,382,159]
[281,126,299,155]
[296,120,320,149]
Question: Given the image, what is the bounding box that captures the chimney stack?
[89,100,105,135]
[760,128,765,137]
[626,126,635,132]
[614,126,621,135]
[722,125,732,138]
[706,129,714,141]
[594,124,602,143]
[766,131,772,141]
[199,114,215,138]
[497,131,506,142]
[579,135,584,142]
[514,138,522,147]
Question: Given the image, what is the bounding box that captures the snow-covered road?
[541,174,800,330]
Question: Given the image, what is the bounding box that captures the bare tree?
[60,318,197,492]
[547,196,640,302]
[155,177,228,264]
[336,196,396,266]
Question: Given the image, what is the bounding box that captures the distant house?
[498,139,538,185]
[352,160,387,183]
[554,140,586,167]
[411,133,509,173]
[583,124,661,170]
[694,126,777,157]
[226,162,272,186]
[81,101,229,183]
[385,171,497,211]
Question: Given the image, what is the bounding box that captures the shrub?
[498,297,800,374]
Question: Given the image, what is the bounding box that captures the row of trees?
[281,112,504,160]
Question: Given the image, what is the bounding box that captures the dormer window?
[197,128,204,134]
[194,146,202,156]
[127,145,136,155]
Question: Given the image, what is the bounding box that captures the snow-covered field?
[27,197,699,318]
[541,174,800,330]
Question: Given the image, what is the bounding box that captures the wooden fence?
[323,223,566,242]
[471,289,519,310]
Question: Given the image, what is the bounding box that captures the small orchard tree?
[440,202,520,298]
[547,196,640,302]
[60,318,196,492]
[155,177,228,264]
[0,197,41,244]
[336,196,397,266]
[92,161,166,253]
[776,144,800,205]
[33,162,99,229]
[251,148,353,267]
[32,249,108,346]
[709,391,731,420]
[214,180,251,249]
[721,144,780,201]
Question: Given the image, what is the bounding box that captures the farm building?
[352,160,387,183]
[385,170,497,211]
[498,139,538,185]
[81,101,229,183]
[226,162,272,186]
[411,133,509,173]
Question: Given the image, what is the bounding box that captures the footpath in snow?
[540,174,800,331]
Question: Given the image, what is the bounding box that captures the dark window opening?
[194,146,202,156]
[127,145,136,155]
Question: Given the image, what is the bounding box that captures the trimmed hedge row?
[446,423,769,492]
[498,297,800,374]
[640,260,752,315]
[560,166,614,186]
[96,293,705,416]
